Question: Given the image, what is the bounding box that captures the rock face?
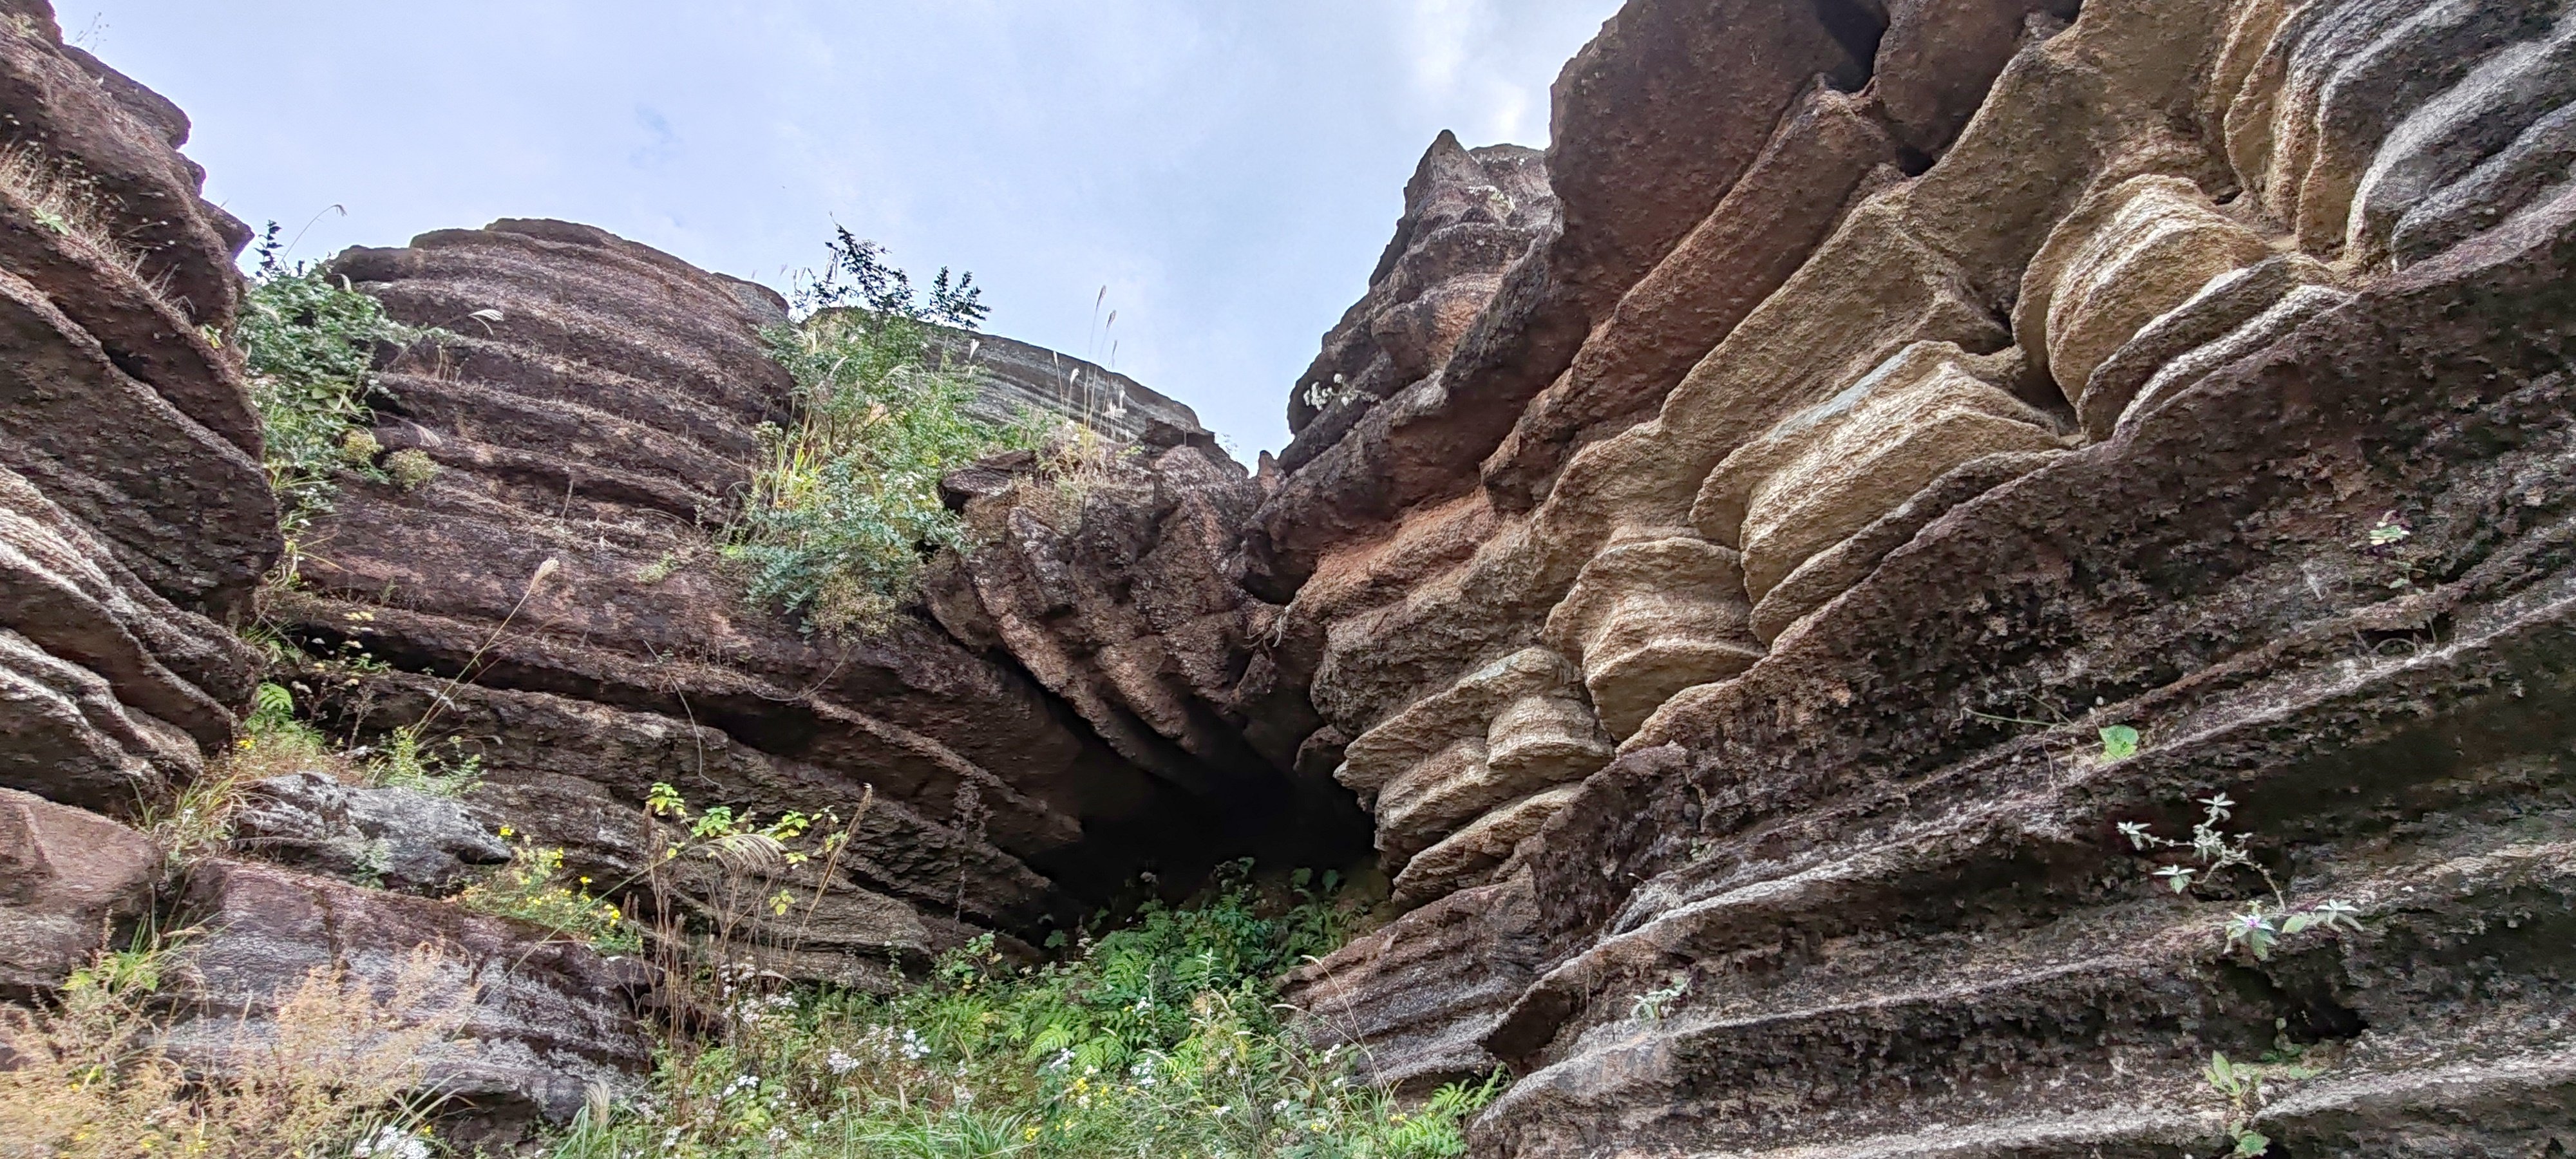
[278,218,1352,987]
[11,0,2576,1151]
[231,771,513,894]
[0,786,157,997]
[0,8,269,815]
[167,858,653,1129]
[928,326,1206,448]
[1256,0,2576,1154]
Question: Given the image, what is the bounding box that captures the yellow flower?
[498,825,514,837]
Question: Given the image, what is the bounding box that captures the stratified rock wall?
[1260,0,2576,1153]
[285,215,1319,979]
[0,10,268,814]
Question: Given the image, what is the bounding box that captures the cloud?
[82,0,1625,453]
[630,106,681,169]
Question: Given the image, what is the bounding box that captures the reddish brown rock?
[0,1,266,816]
[167,858,652,1127]
[0,786,157,997]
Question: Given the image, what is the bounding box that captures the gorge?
[3,0,2574,1154]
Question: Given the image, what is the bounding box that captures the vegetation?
[0,934,473,1159]
[453,840,641,955]
[726,231,1042,635]
[545,860,1501,1159]
[236,226,424,570]
[2117,790,2362,962]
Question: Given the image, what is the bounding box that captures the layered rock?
[274,219,1349,988]
[928,326,1204,447]
[166,858,653,1130]
[1265,1,2576,1154]
[0,9,269,815]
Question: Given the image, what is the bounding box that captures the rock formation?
[929,326,1202,447]
[1260,0,2576,1154]
[5,0,2575,1151]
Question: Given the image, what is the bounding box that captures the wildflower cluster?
[452,838,641,954]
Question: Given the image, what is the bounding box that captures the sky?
[69,1,1624,457]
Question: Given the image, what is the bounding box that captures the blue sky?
[72,1,1622,455]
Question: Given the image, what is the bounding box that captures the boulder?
[167,858,652,1129]
[231,771,511,894]
[0,786,156,996]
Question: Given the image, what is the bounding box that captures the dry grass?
[142,724,358,870]
[0,146,162,296]
[992,422,1134,534]
[0,940,477,1159]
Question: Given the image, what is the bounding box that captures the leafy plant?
[1630,975,1689,1024]
[2202,1049,2320,1156]
[453,839,642,954]
[726,232,1039,635]
[539,860,1488,1159]
[2098,724,2141,762]
[238,232,425,570]
[2117,793,2363,960]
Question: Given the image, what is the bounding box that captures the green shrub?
[237,227,422,561]
[724,232,1037,635]
[544,863,1501,1158]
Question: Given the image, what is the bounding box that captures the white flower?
[726,1073,760,1097]
[826,1048,860,1075]
[766,1126,788,1143]
[350,1127,429,1159]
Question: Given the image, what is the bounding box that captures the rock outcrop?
[274,218,1357,988]
[1256,0,2576,1154]
[0,786,156,997]
[929,326,1206,448]
[166,858,653,1130]
[0,8,269,815]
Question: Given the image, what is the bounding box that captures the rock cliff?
[3,0,2574,1151]
[1260,0,2576,1154]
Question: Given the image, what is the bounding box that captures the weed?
[2202,1048,2321,1156]
[1630,975,1690,1024]
[384,448,440,492]
[239,238,425,574]
[2118,792,2363,960]
[2098,725,2141,762]
[540,860,1493,1159]
[453,839,641,954]
[0,145,162,296]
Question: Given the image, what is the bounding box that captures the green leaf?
[2231,1129,2272,1156]
[2099,725,2141,762]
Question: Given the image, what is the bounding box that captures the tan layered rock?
[1696,342,2067,604]
[1253,1,2576,1147]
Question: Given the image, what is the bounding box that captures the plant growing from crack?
[2202,1048,2320,1156]
[2118,793,2363,961]
[1631,974,1689,1024]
